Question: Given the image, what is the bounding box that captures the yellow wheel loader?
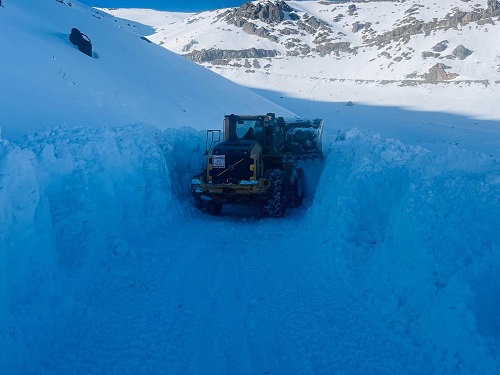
[191,113,323,217]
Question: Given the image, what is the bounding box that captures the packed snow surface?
[2,123,499,374]
[0,0,499,374]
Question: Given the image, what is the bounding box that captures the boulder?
[432,40,449,52]
[452,44,473,60]
[69,28,92,57]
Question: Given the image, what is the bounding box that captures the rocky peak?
[217,1,294,43]
[231,1,290,24]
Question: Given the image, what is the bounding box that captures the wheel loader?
[190,113,323,217]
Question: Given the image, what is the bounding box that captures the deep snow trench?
[0,124,499,374]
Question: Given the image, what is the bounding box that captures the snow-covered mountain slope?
[107,0,500,82]
[0,0,291,141]
[105,7,194,32]
[104,0,500,146]
[0,1,499,374]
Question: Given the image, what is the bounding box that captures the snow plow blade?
[283,117,324,159]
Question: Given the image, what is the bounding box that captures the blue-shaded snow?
[1,124,498,374]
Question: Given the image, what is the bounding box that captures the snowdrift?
[0,124,205,372]
[309,129,500,373]
[1,124,499,373]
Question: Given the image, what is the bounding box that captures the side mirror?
[206,130,221,153]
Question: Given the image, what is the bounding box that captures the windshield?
[236,119,263,141]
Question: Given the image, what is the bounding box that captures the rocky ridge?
[362,0,500,47]
[127,0,500,84]
[184,47,280,64]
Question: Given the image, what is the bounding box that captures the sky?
[79,0,247,12]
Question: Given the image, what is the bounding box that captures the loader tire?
[194,197,222,216]
[194,196,203,211]
[262,169,286,218]
[288,167,305,208]
[207,202,223,216]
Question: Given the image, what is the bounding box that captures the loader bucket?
[284,118,324,159]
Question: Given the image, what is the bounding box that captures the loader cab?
[223,113,287,156]
[224,114,265,143]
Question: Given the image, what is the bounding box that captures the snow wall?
[308,129,500,373]
[1,124,499,373]
[0,124,205,372]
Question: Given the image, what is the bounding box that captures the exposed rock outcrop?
[183,48,280,63]
[487,0,500,14]
[315,42,352,56]
[333,14,344,23]
[224,1,290,25]
[365,4,500,47]
[452,44,473,60]
[421,63,459,82]
[182,39,198,52]
[220,1,297,42]
[352,21,372,33]
[432,40,449,52]
[241,21,279,42]
[422,51,441,59]
[296,14,332,35]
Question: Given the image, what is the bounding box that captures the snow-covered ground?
[0,0,290,141]
[0,1,499,374]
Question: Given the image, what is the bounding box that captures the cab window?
[236,120,263,140]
